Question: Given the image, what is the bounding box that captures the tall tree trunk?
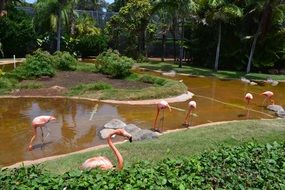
[179,19,184,68]
[56,10,61,51]
[172,17,177,63]
[70,2,75,35]
[246,0,271,74]
[161,33,166,62]
[214,21,222,72]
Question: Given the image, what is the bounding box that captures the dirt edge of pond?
[0,91,193,105]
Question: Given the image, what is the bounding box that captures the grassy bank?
[40,119,285,174]
[137,61,285,81]
[67,73,187,100]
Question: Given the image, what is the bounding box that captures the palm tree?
[204,0,242,72]
[246,0,284,73]
[34,0,70,51]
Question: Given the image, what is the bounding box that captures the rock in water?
[267,105,284,112]
[104,119,126,129]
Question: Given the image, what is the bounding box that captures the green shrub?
[1,142,285,189]
[160,64,173,72]
[13,49,55,79]
[53,51,77,71]
[138,74,167,86]
[75,34,108,58]
[96,49,135,78]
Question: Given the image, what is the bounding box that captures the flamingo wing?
[81,156,113,170]
[32,116,51,126]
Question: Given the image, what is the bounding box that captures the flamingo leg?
[246,101,250,118]
[40,126,44,149]
[153,107,160,130]
[160,110,165,132]
[184,109,191,126]
[189,110,194,127]
[262,98,267,107]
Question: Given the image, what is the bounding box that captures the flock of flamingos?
[27,90,275,170]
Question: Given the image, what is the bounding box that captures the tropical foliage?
[106,0,152,57]
[1,142,285,189]
[0,6,36,57]
[0,0,284,73]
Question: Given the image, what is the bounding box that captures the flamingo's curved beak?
[122,130,133,143]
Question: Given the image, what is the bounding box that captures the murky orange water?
[1,71,284,166]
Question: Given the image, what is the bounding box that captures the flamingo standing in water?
[81,129,132,170]
[28,115,56,151]
[244,93,253,118]
[153,100,171,132]
[260,91,274,106]
[183,100,197,127]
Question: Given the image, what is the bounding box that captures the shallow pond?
[0,71,284,166]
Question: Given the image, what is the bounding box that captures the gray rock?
[132,129,160,141]
[101,119,160,141]
[276,110,285,118]
[267,105,284,112]
[100,129,115,139]
[104,119,126,129]
[124,124,141,134]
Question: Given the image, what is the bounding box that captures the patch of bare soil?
[10,71,152,96]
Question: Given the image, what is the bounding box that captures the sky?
[25,0,114,4]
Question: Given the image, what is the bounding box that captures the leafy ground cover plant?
[68,82,113,96]
[1,142,284,189]
[0,77,15,94]
[0,69,4,77]
[96,49,135,78]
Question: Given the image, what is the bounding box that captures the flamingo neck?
[107,133,123,170]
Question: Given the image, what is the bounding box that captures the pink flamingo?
[184,100,197,127]
[153,100,171,132]
[81,129,132,170]
[244,93,253,118]
[260,91,274,106]
[28,115,56,151]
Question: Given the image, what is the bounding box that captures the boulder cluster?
[100,119,160,141]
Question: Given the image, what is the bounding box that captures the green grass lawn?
[137,61,285,81]
[40,119,285,174]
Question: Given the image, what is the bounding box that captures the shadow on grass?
[139,61,285,80]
